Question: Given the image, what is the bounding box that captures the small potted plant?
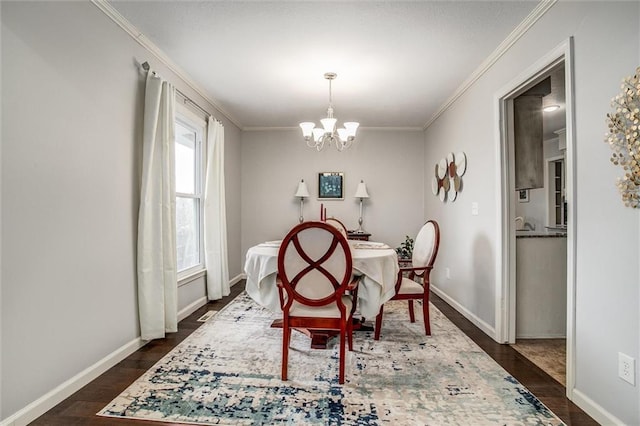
[395,236,414,262]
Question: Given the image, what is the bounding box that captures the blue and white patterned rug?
[98,292,564,425]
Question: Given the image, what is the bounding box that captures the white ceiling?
[109,1,540,130]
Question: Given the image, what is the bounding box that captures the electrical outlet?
[471,202,479,216]
[445,267,451,279]
[618,352,636,386]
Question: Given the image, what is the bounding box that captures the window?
[175,108,205,276]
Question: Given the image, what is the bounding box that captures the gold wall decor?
[431,152,466,203]
[605,66,640,208]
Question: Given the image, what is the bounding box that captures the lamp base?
[356,201,366,233]
[298,198,305,223]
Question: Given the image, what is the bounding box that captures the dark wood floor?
[32,282,597,425]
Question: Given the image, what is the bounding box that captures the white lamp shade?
[299,122,315,138]
[321,117,337,133]
[336,128,348,141]
[312,128,324,142]
[295,180,310,198]
[344,122,359,138]
[354,180,369,198]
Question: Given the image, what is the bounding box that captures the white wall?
[0,2,4,419]
[241,129,425,257]
[224,121,243,279]
[0,1,242,420]
[424,1,639,424]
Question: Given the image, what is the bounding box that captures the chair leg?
[374,306,384,340]
[408,300,416,322]
[347,315,354,351]
[282,324,289,381]
[423,293,431,336]
[339,325,346,384]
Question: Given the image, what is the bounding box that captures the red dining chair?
[324,217,349,239]
[277,221,360,384]
[374,220,440,340]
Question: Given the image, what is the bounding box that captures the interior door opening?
[497,40,576,397]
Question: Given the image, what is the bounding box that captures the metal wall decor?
[432,152,466,202]
[605,66,640,208]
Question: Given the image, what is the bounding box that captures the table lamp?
[354,180,370,233]
[294,179,310,223]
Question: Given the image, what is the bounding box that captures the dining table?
[244,239,400,348]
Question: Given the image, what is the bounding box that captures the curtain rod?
[141,61,222,125]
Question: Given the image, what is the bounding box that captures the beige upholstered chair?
[374,220,440,340]
[277,221,360,384]
[324,217,349,239]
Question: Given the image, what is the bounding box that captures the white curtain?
[137,71,178,340]
[204,117,230,300]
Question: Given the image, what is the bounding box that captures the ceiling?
[109,1,540,130]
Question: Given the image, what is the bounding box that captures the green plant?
[395,235,414,260]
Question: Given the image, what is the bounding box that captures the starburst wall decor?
[605,66,640,208]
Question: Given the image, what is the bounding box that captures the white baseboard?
[572,388,624,425]
[516,333,567,339]
[2,274,246,426]
[230,273,244,286]
[431,285,498,341]
[0,337,146,426]
[178,296,208,322]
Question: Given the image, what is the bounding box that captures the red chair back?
[324,217,349,239]
[277,221,352,313]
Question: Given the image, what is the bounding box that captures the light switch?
[471,202,479,216]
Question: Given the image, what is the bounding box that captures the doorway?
[496,39,576,398]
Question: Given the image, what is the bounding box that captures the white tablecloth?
[243,241,399,318]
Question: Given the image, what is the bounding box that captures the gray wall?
[424,1,639,424]
[241,129,425,256]
[0,1,242,419]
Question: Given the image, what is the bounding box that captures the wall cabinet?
[514,95,544,190]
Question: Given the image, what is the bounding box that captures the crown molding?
[91,0,243,129]
[243,126,424,132]
[93,0,556,134]
[358,126,425,132]
[423,0,558,130]
[242,127,299,132]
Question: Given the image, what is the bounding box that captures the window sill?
[178,269,206,287]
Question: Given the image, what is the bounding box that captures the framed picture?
[318,172,344,200]
[518,189,529,203]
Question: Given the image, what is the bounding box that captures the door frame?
[494,38,576,398]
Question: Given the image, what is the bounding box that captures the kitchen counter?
[516,229,566,238]
[516,235,567,338]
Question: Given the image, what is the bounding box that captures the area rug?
[98,292,564,425]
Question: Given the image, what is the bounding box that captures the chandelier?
[299,72,359,151]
